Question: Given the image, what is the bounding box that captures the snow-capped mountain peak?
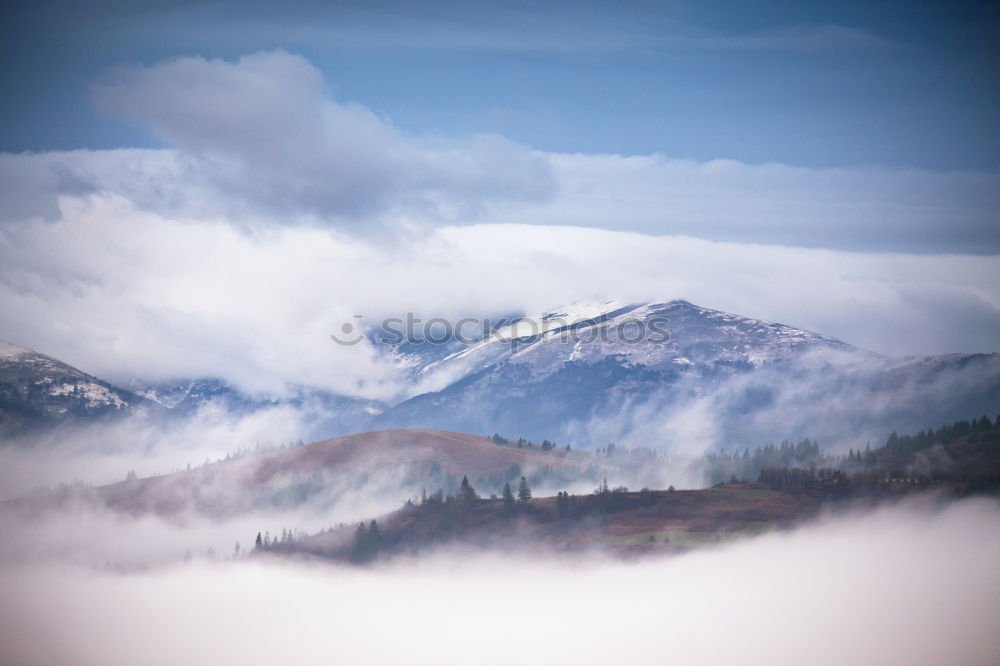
[393,299,859,398]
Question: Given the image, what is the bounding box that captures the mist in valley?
[0,497,996,666]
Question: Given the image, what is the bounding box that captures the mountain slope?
[389,299,861,397]
[0,341,150,435]
[373,300,1000,448]
[3,299,997,449]
[372,299,853,432]
[0,341,385,439]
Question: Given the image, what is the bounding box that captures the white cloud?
[518,153,1000,253]
[0,195,997,395]
[3,52,996,251]
[0,50,997,394]
[1,50,995,252]
[0,402,315,499]
[88,50,555,225]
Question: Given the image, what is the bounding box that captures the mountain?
[372,300,1000,448]
[2,299,997,448]
[377,299,860,399]
[0,341,384,439]
[0,341,151,435]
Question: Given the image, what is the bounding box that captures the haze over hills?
[10,428,599,519]
[246,416,1000,564]
[129,377,382,434]
[2,299,998,450]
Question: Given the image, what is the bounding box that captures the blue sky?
[2,0,997,169]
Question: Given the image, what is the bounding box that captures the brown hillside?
[13,429,596,518]
[249,429,593,484]
[286,484,831,562]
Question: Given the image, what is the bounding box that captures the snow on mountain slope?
[395,299,864,398]
[507,299,857,371]
[0,341,149,434]
[372,300,997,449]
[0,342,387,440]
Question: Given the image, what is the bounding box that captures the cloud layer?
[0,50,997,395]
[1,497,997,666]
[1,195,998,395]
[3,50,996,250]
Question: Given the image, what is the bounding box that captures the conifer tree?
[459,475,477,502]
[517,476,532,503]
[502,481,515,506]
[352,522,374,563]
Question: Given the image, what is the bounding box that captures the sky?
[0,0,998,393]
[2,0,999,169]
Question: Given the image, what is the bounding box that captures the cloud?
[89,50,555,225]
[106,6,895,57]
[0,197,997,397]
[266,12,896,57]
[0,403,317,500]
[0,50,994,252]
[4,141,997,256]
[0,50,997,395]
[702,23,897,53]
[522,154,1000,254]
[4,146,997,253]
[0,497,997,665]
[571,347,1000,454]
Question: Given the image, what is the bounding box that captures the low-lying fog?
[1,497,996,666]
[0,405,315,501]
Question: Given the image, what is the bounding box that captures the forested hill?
[253,416,1000,565]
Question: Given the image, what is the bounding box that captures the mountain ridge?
[2,299,997,447]
[0,340,152,434]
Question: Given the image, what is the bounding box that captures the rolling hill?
[12,428,602,518]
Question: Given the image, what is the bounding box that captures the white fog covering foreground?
[1,498,997,666]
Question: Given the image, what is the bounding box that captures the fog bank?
[1,498,996,666]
